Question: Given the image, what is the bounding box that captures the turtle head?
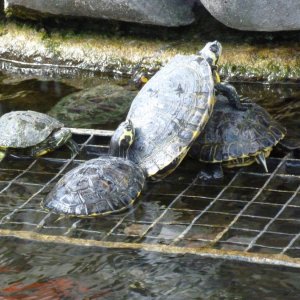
[198,41,222,68]
[109,119,135,159]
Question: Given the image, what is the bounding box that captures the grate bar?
[210,154,290,248]
[171,171,241,244]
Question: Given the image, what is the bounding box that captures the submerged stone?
[200,0,300,31]
[4,0,197,27]
[48,83,137,129]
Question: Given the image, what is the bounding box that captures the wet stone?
[185,184,223,198]
[15,172,56,185]
[175,239,210,248]
[278,206,300,220]
[0,170,21,181]
[184,225,225,241]
[195,212,236,227]
[268,219,300,235]
[219,187,258,202]
[233,216,270,231]
[285,248,300,258]
[255,190,294,205]
[208,200,247,215]
[289,193,300,206]
[255,232,293,248]
[146,224,186,240]
[248,246,282,255]
[243,203,282,218]
[172,196,212,211]
[0,183,42,199]
[278,160,300,176]
[159,209,200,224]
[214,242,247,252]
[265,175,300,192]
[218,228,258,245]
[29,159,66,174]
[6,209,49,225]
[231,173,269,189]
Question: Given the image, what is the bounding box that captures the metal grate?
[0,128,300,267]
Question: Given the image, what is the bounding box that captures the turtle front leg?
[215,82,251,111]
[66,139,79,156]
[198,163,224,181]
[0,150,7,162]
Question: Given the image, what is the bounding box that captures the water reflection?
[0,237,299,299]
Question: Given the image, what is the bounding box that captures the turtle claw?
[256,153,268,172]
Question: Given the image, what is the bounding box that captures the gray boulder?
[200,0,300,31]
[48,83,137,129]
[4,0,197,27]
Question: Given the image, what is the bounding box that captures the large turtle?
[125,41,246,179]
[189,95,287,179]
[0,110,78,161]
[43,120,145,216]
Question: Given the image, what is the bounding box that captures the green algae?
[0,10,299,82]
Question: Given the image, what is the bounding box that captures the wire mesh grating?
[0,128,300,267]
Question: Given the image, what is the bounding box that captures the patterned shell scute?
[189,96,287,162]
[127,54,215,177]
[0,111,63,148]
[44,157,145,216]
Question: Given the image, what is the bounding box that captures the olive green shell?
[126,54,215,178]
[189,96,286,163]
[0,110,63,148]
[43,157,145,216]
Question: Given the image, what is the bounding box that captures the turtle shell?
[43,157,145,216]
[189,95,286,163]
[0,111,63,148]
[127,54,215,178]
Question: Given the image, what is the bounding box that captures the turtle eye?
[210,44,219,54]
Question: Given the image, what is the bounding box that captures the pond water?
[0,71,300,298]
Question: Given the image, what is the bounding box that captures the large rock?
[4,0,197,27]
[200,0,300,31]
[48,83,137,129]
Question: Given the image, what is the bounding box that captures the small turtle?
[189,95,287,179]
[43,120,145,216]
[124,41,246,179]
[0,110,78,161]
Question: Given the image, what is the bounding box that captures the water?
[0,237,299,299]
[0,71,300,298]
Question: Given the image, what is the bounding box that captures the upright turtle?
[125,41,246,179]
[189,95,287,179]
[0,110,78,161]
[43,120,145,216]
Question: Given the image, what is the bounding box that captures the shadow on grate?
[0,128,300,267]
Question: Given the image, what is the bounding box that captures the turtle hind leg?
[66,139,79,156]
[215,82,251,111]
[198,163,224,181]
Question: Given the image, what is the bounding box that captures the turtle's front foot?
[215,83,251,111]
[198,163,224,181]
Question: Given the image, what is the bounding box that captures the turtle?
[43,120,145,216]
[0,110,78,161]
[124,40,247,179]
[189,95,287,180]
